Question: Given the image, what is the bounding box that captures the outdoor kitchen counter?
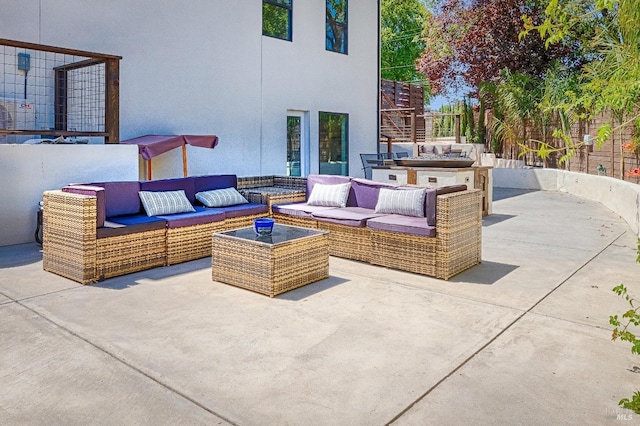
[372,165,493,216]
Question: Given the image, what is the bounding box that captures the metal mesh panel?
[0,43,110,143]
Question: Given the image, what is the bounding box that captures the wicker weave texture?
[239,189,306,212]
[272,176,307,189]
[212,230,329,297]
[369,189,481,280]
[266,192,306,210]
[237,175,307,214]
[370,230,437,276]
[236,175,274,189]
[435,189,482,279]
[236,175,306,190]
[166,221,226,265]
[43,191,97,284]
[224,213,265,231]
[96,229,166,280]
[271,213,318,229]
[318,222,372,263]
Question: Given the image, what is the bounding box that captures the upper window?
[326,0,347,54]
[263,0,292,41]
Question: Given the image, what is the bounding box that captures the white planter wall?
[0,145,138,246]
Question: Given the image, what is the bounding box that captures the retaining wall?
[494,168,640,236]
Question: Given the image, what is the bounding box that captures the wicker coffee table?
[212,224,329,297]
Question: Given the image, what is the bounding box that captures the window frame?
[286,110,310,177]
[325,0,348,54]
[262,0,293,42]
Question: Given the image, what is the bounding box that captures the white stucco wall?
[494,168,640,236]
[0,145,138,246]
[1,0,379,179]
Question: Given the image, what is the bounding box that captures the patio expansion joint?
[0,285,82,305]
[9,297,240,426]
[484,234,617,253]
[385,230,628,425]
[526,310,613,333]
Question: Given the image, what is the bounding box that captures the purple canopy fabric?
[120,134,219,160]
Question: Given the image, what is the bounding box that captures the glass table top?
[217,223,326,245]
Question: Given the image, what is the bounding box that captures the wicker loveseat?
[42,174,304,284]
[272,175,482,280]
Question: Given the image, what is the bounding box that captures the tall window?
[326,0,347,54]
[319,112,348,176]
[287,115,301,176]
[263,0,292,41]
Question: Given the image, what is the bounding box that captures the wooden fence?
[498,110,639,182]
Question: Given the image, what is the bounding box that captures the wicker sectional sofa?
[42,174,304,284]
[43,173,480,284]
[272,175,482,280]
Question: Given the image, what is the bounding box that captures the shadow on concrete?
[483,214,516,227]
[493,188,536,201]
[276,276,350,301]
[93,258,212,290]
[0,243,42,268]
[93,276,143,290]
[449,260,519,285]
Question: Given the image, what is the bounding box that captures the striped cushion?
[139,190,196,216]
[195,187,248,208]
[307,182,351,208]
[374,187,426,218]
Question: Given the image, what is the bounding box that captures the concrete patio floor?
[1,188,640,425]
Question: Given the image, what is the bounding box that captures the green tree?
[480,70,544,157]
[418,0,577,97]
[610,239,640,413]
[520,0,640,168]
[381,0,430,89]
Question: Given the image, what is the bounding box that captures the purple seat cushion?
[97,215,166,239]
[306,174,356,206]
[63,185,106,228]
[366,214,436,237]
[350,178,397,209]
[217,203,268,218]
[192,175,238,193]
[272,202,336,219]
[88,181,142,217]
[311,207,386,227]
[140,177,197,204]
[157,206,226,228]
